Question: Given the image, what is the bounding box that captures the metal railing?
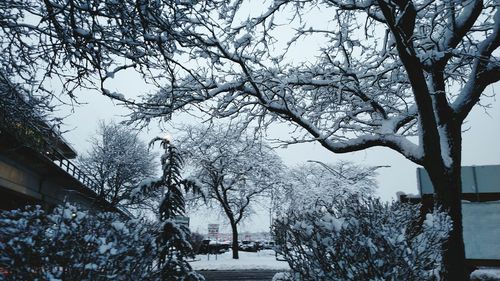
[46,148,133,217]
[49,149,100,192]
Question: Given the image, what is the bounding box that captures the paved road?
[200,270,281,281]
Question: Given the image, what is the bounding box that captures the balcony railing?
[45,148,133,217]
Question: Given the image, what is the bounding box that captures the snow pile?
[190,250,290,271]
[470,269,500,281]
[0,204,159,280]
[274,196,452,281]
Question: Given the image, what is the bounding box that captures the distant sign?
[174,216,190,227]
[208,224,219,239]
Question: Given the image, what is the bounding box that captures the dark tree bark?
[230,220,239,260]
[424,122,467,281]
[215,187,242,260]
[427,167,467,281]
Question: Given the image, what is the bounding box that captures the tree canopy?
[275,161,379,214]
[78,121,157,209]
[1,1,497,163]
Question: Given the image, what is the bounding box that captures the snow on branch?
[2,0,497,167]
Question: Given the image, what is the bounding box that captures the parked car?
[253,241,264,251]
[198,240,229,254]
[239,240,258,252]
[219,241,232,252]
[263,240,276,250]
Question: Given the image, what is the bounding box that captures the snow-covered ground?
[189,250,290,271]
[189,250,500,280]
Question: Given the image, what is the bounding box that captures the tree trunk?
[230,221,239,259]
[427,165,467,281]
[424,126,468,281]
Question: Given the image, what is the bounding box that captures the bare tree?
[2,1,498,279]
[178,125,284,259]
[78,121,157,209]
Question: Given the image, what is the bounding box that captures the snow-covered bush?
[274,196,452,281]
[0,204,160,281]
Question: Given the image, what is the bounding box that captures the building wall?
[463,201,500,261]
[0,154,99,211]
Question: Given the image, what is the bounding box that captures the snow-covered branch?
[3,0,497,168]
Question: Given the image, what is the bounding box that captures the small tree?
[178,125,284,259]
[142,136,204,281]
[78,121,157,209]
